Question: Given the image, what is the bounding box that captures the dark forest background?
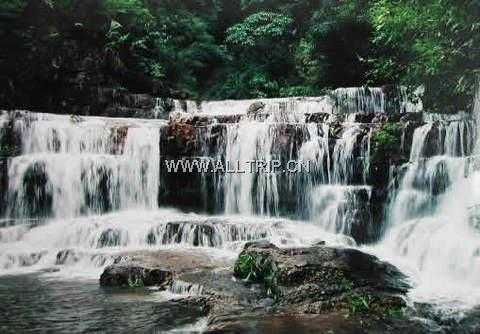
[0,0,479,113]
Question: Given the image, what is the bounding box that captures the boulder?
[204,242,425,333]
[114,249,231,274]
[247,101,266,115]
[99,248,232,288]
[233,241,409,314]
[99,256,173,288]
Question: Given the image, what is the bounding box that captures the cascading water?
[223,117,279,216]
[5,84,480,331]
[209,90,379,239]
[0,88,393,275]
[370,85,480,313]
[0,110,353,275]
[296,121,373,236]
[6,113,162,218]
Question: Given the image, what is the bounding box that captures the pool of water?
[0,274,207,333]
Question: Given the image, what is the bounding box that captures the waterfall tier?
[1,85,479,320]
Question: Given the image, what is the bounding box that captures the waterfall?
[333,87,386,114]
[223,119,280,216]
[373,83,480,312]
[6,113,163,218]
[0,209,350,273]
[217,92,374,239]
[0,88,423,284]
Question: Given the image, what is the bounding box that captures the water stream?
[1,86,479,331]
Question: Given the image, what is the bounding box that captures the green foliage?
[0,143,15,156]
[386,306,406,318]
[0,0,28,14]
[221,11,295,98]
[127,275,144,287]
[294,38,324,87]
[371,123,403,165]
[370,0,480,111]
[349,294,372,314]
[279,85,316,97]
[104,0,153,26]
[305,1,374,88]
[234,252,280,299]
[0,0,478,110]
[226,11,293,48]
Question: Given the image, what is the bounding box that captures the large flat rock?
[99,248,233,288]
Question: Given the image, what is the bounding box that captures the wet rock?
[100,256,173,288]
[450,306,480,333]
[10,161,53,218]
[110,126,129,155]
[97,228,123,248]
[247,102,266,115]
[305,112,329,123]
[99,248,232,292]
[371,113,389,123]
[233,242,409,313]
[4,251,47,269]
[55,249,81,265]
[113,249,231,274]
[469,204,480,230]
[421,122,443,157]
[145,219,270,248]
[0,158,8,215]
[169,111,243,127]
[204,242,421,333]
[400,112,423,123]
[40,267,61,273]
[348,112,375,123]
[206,312,431,334]
[166,120,198,156]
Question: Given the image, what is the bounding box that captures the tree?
[370,0,480,112]
[222,11,294,97]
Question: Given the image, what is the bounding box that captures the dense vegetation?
[0,0,479,112]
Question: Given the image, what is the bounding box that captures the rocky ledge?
[100,256,173,288]
[99,249,231,288]
[99,241,433,332]
[204,241,420,332]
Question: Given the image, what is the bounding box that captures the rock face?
[247,101,266,115]
[199,241,414,332]
[99,249,231,288]
[99,256,173,288]
[0,158,8,216]
[0,0,164,117]
[233,241,409,310]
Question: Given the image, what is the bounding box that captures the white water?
[173,86,420,116]
[1,111,355,278]
[2,84,479,324]
[0,209,352,277]
[368,86,480,314]
[220,104,371,233]
[6,112,163,217]
[223,118,279,215]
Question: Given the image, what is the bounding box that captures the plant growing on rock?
[127,275,145,288]
[234,252,280,299]
[371,122,403,163]
[348,294,372,314]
